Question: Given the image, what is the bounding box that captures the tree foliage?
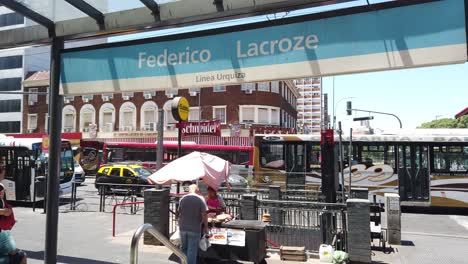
[418,116,468,128]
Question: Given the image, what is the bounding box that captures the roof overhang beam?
[139,0,161,20]
[64,0,105,28]
[0,0,359,49]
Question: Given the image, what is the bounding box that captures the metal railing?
[130,223,187,264]
[96,183,151,212]
[113,201,144,237]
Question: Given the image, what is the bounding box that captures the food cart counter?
[199,220,267,264]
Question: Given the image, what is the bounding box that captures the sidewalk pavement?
[11,206,402,264]
[9,180,468,264]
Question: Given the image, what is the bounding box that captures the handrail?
[113,201,144,237]
[130,223,187,264]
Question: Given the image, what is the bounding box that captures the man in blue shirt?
[178,184,208,264]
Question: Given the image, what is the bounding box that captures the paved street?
[8,178,468,264]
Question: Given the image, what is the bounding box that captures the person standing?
[0,183,27,264]
[178,184,208,264]
[205,186,226,215]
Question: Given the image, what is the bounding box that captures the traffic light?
[353,116,374,121]
[346,101,352,115]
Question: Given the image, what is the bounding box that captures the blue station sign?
[60,0,466,95]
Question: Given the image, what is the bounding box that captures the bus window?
[359,144,396,171]
[260,143,285,169]
[432,145,468,173]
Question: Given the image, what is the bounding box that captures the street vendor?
[205,186,226,215]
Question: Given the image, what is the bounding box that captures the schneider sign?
[179,120,221,137]
[60,0,466,95]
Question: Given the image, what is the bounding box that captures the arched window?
[99,103,115,132]
[119,102,137,131]
[80,104,96,132]
[163,100,177,129]
[140,101,158,131]
[62,105,76,132]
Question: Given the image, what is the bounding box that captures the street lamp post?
[333,97,355,129]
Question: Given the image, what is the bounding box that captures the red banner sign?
[179,120,221,137]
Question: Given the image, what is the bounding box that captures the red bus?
[102,142,253,170]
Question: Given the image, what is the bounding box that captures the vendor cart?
[199,220,267,264]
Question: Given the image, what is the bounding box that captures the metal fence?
[168,187,347,253]
[257,200,346,252]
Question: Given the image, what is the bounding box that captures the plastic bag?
[332,250,349,264]
[170,230,181,246]
[0,231,16,255]
[199,236,210,251]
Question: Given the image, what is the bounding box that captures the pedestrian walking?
[178,184,208,264]
[0,182,27,264]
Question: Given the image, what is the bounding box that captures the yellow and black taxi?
[94,164,152,193]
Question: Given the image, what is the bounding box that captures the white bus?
[0,135,75,202]
[254,129,468,208]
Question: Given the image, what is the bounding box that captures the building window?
[271,81,279,93]
[101,93,114,101]
[0,13,24,28]
[122,92,134,100]
[240,105,282,125]
[103,112,113,129]
[82,94,93,102]
[99,103,115,132]
[45,114,49,133]
[257,82,269,92]
[189,107,200,121]
[80,104,96,132]
[258,108,269,124]
[0,77,21,92]
[165,89,178,98]
[27,114,37,130]
[140,101,158,131]
[271,109,280,125]
[64,114,75,132]
[0,55,22,70]
[0,99,20,113]
[62,106,76,132]
[241,83,255,91]
[143,91,156,99]
[0,121,20,133]
[164,101,177,128]
[64,95,74,103]
[240,107,255,123]
[213,85,226,92]
[119,102,136,131]
[213,106,226,124]
[28,88,38,104]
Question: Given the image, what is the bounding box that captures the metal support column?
[45,37,64,264]
[177,120,182,193]
[320,129,336,245]
[156,109,164,174]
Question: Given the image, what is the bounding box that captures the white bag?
[199,236,210,251]
[170,230,181,246]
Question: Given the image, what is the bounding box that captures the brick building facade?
[22,71,298,142]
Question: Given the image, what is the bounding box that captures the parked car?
[95,164,152,194]
[74,158,86,184]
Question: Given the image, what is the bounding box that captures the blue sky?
[324,63,468,131]
[111,0,467,131]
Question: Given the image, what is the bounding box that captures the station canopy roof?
[0,0,361,49]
